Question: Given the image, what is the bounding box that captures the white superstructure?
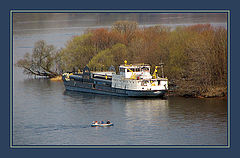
[112,61,168,91]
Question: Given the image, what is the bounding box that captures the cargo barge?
[62,61,168,97]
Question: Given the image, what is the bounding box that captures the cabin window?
[136,68,140,72]
[142,67,149,71]
[120,68,125,72]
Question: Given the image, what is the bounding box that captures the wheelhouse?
[119,64,152,80]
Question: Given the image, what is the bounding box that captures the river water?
[13,12,228,146]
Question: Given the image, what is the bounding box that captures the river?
[13,12,228,146]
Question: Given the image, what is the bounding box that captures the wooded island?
[16,21,227,98]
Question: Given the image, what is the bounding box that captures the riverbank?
[201,86,227,98]
[168,85,227,98]
[50,75,62,81]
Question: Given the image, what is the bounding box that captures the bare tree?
[16,40,59,78]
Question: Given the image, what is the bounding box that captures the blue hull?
[64,84,166,97]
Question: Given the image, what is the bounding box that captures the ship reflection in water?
[125,99,169,126]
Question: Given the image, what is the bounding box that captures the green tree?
[87,48,114,71]
[59,33,96,72]
[88,43,127,71]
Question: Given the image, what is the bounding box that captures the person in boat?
[101,120,104,124]
[106,120,111,124]
[94,121,98,125]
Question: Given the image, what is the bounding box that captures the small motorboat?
[91,123,114,127]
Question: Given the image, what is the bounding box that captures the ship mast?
[159,62,164,78]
